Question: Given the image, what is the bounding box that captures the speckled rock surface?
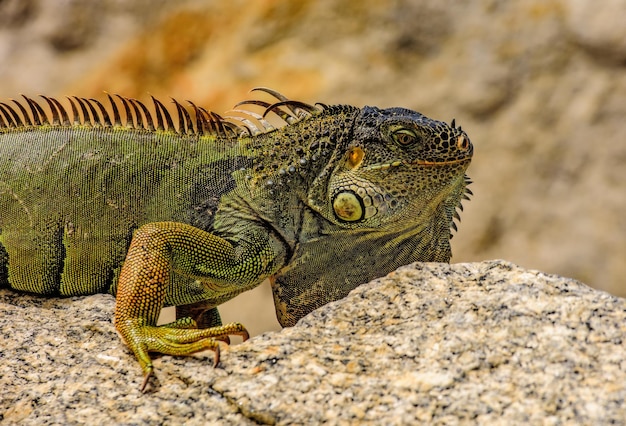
[2,260,625,424]
[0,290,254,425]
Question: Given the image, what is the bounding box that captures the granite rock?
[1,260,624,424]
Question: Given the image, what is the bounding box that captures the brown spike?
[130,98,154,131]
[126,98,146,129]
[115,95,134,128]
[80,98,101,126]
[292,100,320,116]
[151,96,165,131]
[225,118,251,136]
[51,98,71,125]
[89,98,112,126]
[263,103,295,123]
[72,97,92,125]
[172,98,194,134]
[11,99,33,126]
[66,97,80,125]
[453,211,461,221]
[23,95,47,125]
[155,99,176,132]
[228,108,275,132]
[235,99,294,123]
[83,98,111,127]
[250,87,317,118]
[465,187,474,196]
[0,104,10,128]
[209,114,224,135]
[106,93,122,126]
[233,99,270,109]
[251,87,289,102]
[152,96,165,130]
[196,102,240,137]
[128,99,142,128]
[265,100,318,119]
[204,108,227,135]
[187,101,205,134]
[275,100,318,118]
[221,121,241,137]
[39,96,61,125]
[210,111,224,135]
[0,103,19,127]
[451,222,458,232]
[262,102,297,124]
[21,96,40,125]
[224,114,261,136]
[161,103,176,131]
[211,111,228,135]
[171,98,187,133]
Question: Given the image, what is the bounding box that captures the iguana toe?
[117,319,248,390]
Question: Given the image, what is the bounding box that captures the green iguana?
[0,88,473,391]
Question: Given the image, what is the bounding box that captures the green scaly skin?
[0,89,473,391]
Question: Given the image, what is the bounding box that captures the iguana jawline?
[411,158,472,166]
[362,158,470,171]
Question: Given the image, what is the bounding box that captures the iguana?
[0,88,473,391]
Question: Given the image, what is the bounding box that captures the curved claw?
[212,343,221,367]
[141,369,154,393]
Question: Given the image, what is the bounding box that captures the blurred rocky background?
[0,0,624,334]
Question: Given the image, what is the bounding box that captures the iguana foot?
[115,318,249,392]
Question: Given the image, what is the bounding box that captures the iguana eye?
[392,129,420,146]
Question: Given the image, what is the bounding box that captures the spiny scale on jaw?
[450,175,473,238]
[0,87,324,138]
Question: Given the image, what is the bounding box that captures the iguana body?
[0,89,473,390]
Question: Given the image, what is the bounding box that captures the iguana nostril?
[457,135,469,150]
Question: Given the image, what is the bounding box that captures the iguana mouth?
[411,158,472,166]
[361,161,402,171]
[362,157,470,171]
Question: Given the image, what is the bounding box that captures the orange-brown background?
[1,0,624,335]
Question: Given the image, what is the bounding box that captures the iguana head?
[271,104,474,327]
[311,106,473,232]
[223,91,475,327]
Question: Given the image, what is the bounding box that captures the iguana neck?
[242,105,360,197]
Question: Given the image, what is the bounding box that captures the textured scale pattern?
[0,88,473,390]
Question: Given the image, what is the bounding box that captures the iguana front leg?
[114,221,285,391]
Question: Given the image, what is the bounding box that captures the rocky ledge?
[1,260,624,425]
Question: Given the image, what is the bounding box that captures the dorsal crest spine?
[0,87,325,138]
